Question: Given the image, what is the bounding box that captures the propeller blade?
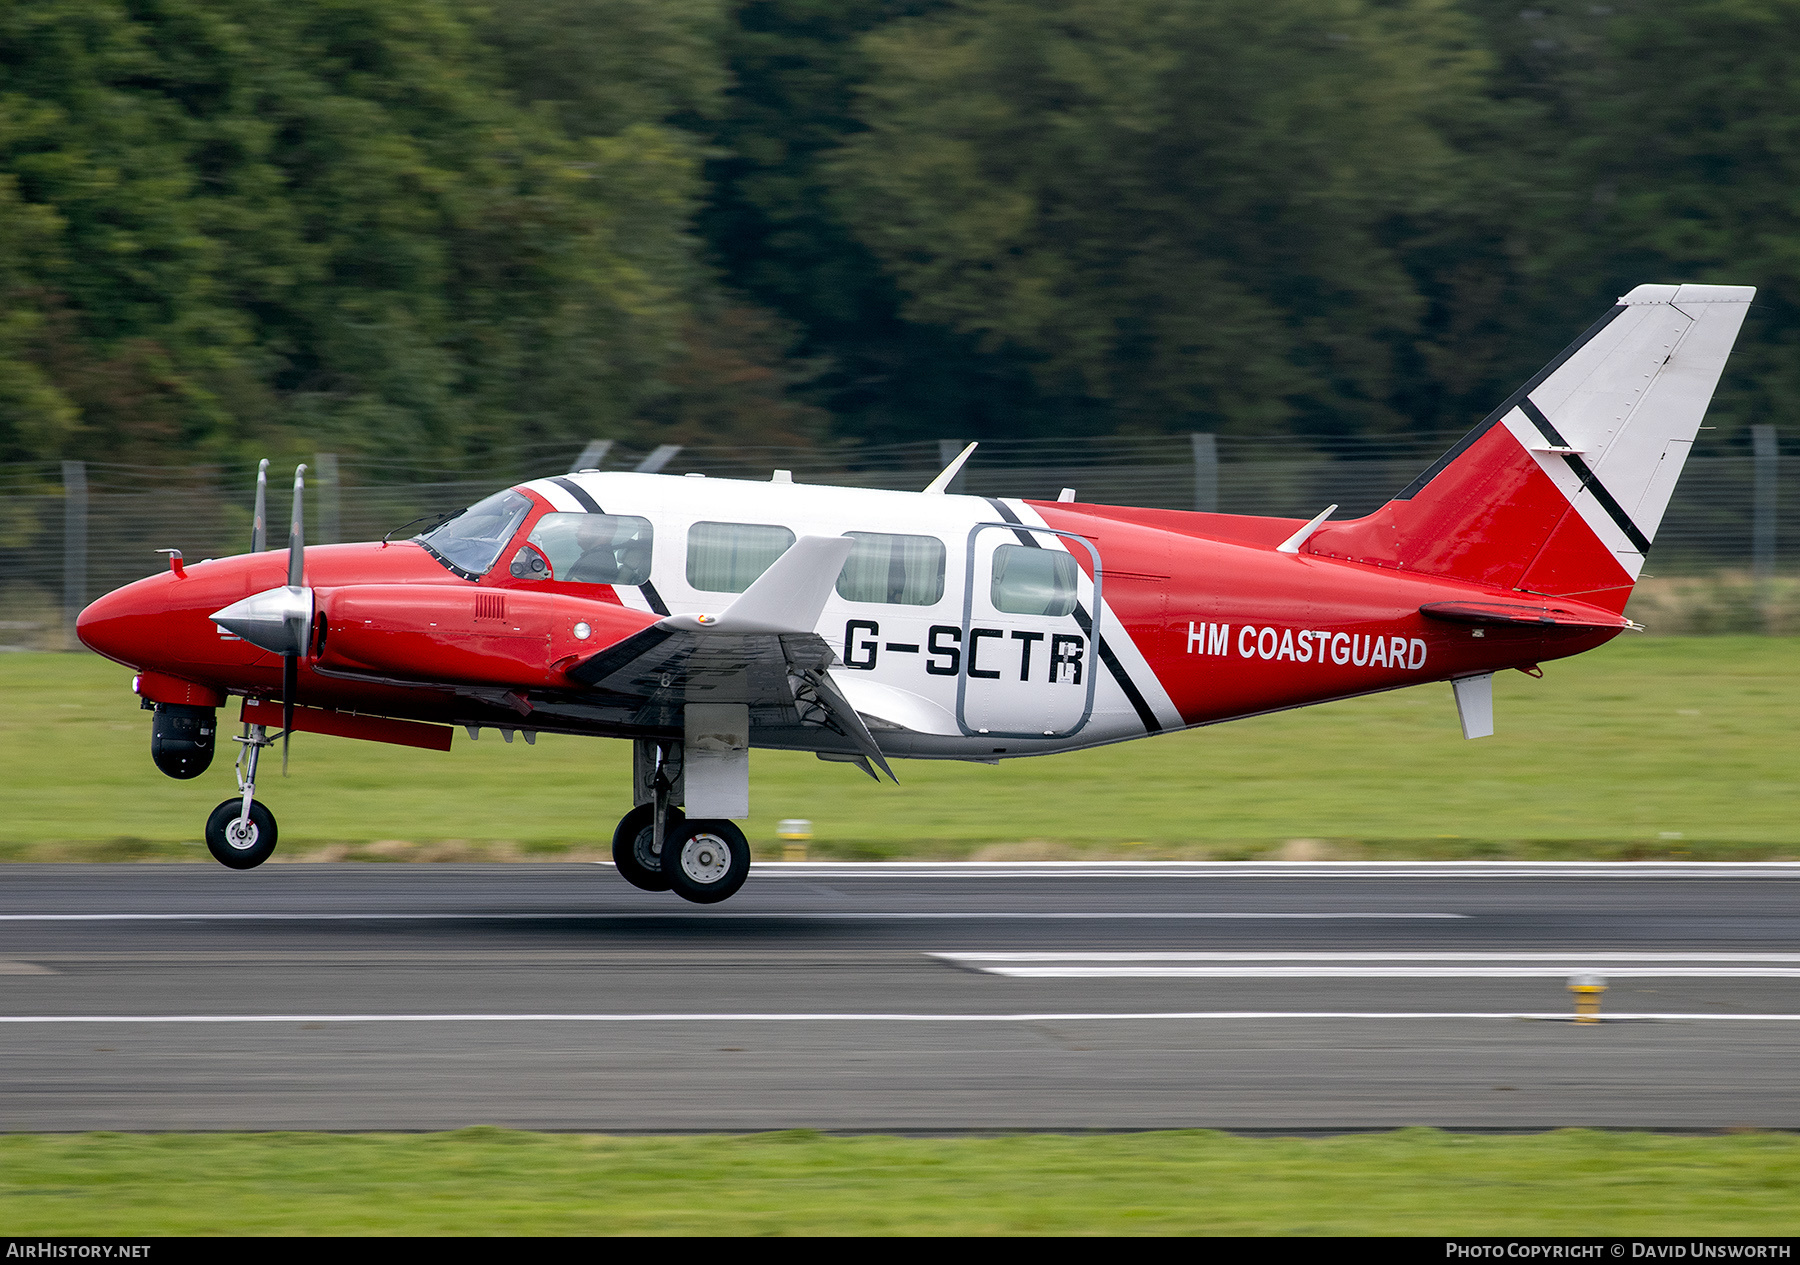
[282,652,297,776]
[251,459,269,553]
[287,463,307,589]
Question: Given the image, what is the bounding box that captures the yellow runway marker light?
[1569,972,1607,1023]
[778,818,811,861]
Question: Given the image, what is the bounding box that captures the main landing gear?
[204,722,279,869]
[613,808,751,904]
[610,740,751,904]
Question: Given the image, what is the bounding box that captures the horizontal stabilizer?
[1419,600,1632,631]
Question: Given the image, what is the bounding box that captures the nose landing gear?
[204,722,279,869]
[205,798,278,868]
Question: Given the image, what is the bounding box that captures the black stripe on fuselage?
[1517,397,1653,554]
[983,498,1161,734]
[1395,303,1629,502]
[547,476,670,613]
[984,497,1041,549]
[637,581,670,616]
[549,476,603,513]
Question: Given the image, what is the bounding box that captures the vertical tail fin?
[1309,283,1754,611]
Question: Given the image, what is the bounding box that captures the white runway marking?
[933,951,1800,978]
[733,861,1800,879]
[1,1011,1799,1025]
[0,911,1466,922]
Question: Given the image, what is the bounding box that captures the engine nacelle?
[150,703,217,779]
[315,584,658,690]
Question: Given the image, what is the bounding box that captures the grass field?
[1,1128,1797,1235]
[1,638,1796,860]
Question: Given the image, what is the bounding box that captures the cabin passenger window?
[991,544,1078,617]
[835,532,946,606]
[687,521,795,592]
[415,490,533,578]
[524,513,654,584]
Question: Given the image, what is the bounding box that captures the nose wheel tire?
[611,803,683,892]
[205,799,278,869]
[665,819,751,905]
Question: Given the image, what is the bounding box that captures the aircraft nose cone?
[76,581,157,664]
[210,585,313,656]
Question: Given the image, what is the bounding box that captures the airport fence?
[0,429,1787,649]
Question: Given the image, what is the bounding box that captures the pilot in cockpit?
[563,516,623,584]
[613,536,652,585]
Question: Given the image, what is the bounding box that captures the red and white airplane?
[77,283,1752,903]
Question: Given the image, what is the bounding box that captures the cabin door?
[956,522,1101,741]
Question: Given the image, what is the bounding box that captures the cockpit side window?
[415,490,533,579]
[523,512,654,585]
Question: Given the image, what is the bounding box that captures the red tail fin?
[1307,284,1753,613]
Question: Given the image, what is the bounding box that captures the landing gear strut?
[206,722,279,869]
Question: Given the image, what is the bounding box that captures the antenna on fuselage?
[923,442,978,494]
[1276,504,1338,555]
[251,459,270,553]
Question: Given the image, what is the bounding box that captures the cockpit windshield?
[415,489,532,578]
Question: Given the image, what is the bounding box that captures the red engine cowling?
[315,584,658,690]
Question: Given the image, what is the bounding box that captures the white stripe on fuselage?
[1002,497,1185,733]
[521,476,587,514]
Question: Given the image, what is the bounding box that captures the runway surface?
[2,861,1798,1132]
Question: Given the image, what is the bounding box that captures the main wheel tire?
[610,803,682,892]
[664,818,751,905]
[205,798,278,869]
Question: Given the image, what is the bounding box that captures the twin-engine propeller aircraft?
[78,283,1753,902]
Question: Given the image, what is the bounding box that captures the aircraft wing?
[567,624,834,702]
[566,537,897,779]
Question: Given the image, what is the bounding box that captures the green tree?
[474,0,828,451]
[0,173,78,462]
[0,0,722,467]
[832,0,1490,440]
[697,0,1088,446]
[1482,0,1800,445]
